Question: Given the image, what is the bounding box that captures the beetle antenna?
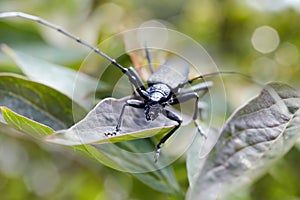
[145,44,154,73]
[187,71,264,87]
[0,12,128,74]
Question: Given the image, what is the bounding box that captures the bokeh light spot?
[275,42,299,66]
[251,25,280,53]
[251,56,278,82]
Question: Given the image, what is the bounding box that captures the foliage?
[0,1,300,200]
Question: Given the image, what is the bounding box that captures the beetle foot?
[197,127,207,139]
[194,120,207,139]
[154,143,162,163]
[104,130,119,137]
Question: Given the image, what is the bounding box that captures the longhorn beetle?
[0,12,248,162]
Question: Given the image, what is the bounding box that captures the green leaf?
[0,74,86,130]
[186,82,300,200]
[1,106,54,139]
[76,140,181,195]
[46,97,177,145]
[2,45,107,109]
[0,73,180,194]
[186,127,219,187]
[45,96,181,194]
[1,105,181,196]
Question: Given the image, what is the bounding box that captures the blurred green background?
[1,0,300,199]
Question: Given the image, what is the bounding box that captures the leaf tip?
[0,105,8,110]
[0,106,10,114]
[44,131,63,142]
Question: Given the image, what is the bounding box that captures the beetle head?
[145,102,163,121]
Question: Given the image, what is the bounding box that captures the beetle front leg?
[154,109,182,162]
[105,99,145,136]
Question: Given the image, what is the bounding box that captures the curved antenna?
[144,45,154,73]
[0,12,128,74]
[186,71,264,88]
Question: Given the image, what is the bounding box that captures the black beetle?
[0,12,224,161]
[104,55,213,161]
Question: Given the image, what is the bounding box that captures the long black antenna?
[0,12,128,74]
[185,71,264,87]
[0,12,263,89]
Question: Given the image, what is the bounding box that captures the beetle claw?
[197,126,207,140]
[104,130,119,137]
[154,143,162,163]
[154,149,160,163]
[198,128,207,139]
[194,120,207,139]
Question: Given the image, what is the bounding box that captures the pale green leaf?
[47,97,176,145]
[2,45,107,109]
[0,74,86,130]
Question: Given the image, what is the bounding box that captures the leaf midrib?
[207,108,299,176]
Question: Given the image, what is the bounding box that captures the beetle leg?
[104,99,145,136]
[169,92,207,138]
[178,81,211,121]
[154,110,182,162]
[198,101,208,120]
[126,66,152,101]
[179,81,212,95]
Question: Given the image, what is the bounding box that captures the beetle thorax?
[144,83,171,121]
[146,83,171,102]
